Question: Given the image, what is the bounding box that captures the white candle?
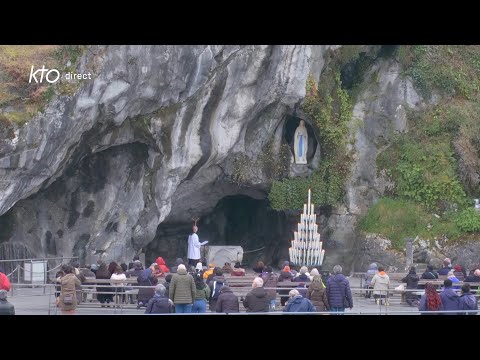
[308,189,311,212]
[304,204,307,215]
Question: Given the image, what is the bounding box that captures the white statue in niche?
[293,120,308,164]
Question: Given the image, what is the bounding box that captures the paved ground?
[7,276,421,315]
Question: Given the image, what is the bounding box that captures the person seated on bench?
[253,261,265,275]
[221,262,233,274]
[447,271,461,289]
[459,283,478,315]
[231,262,246,276]
[284,289,316,313]
[453,264,466,281]
[401,266,420,306]
[371,266,390,306]
[278,266,293,306]
[421,265,439,280]
[243,277,270,312]
[440,278,460,315]
[438,258,452,276]
[418,282,443,314]
[293,266,310,283]
[364,263,378,299]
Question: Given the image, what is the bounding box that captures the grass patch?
[0,45,87,136]
[398,45,480,100]
[364,46,480,244]
[359,198,462,249]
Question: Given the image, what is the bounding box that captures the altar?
[204,245,243,267]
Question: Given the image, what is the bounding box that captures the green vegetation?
[359,198,461,248]
[362,45,480,246]
[0,45,87,136]
[454,208,480,232]
[398,45,480,100]
[269,46,360,210]
[258,140,290,180]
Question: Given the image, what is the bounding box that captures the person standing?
[306,275,329,312]
[192,273,210,313]
[326,265,353,313]
[187,225,208,267]
[0,290,14,315]
[169,264,196,313]
[58,265,81,315]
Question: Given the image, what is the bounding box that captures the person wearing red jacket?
[155,257,170,274]
[0,267,11,291]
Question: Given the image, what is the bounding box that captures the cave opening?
[146,195,295,268]
[283,115,318,165]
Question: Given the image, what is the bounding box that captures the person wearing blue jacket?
[326,265,353,312]
[283,289,316,313]
[439,279,460,315]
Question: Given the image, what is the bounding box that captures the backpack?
[210,280,224,301]
[137,269,152,285]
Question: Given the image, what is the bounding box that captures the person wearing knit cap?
[0,289,15,315]
[278,266,294,306]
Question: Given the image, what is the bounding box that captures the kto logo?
[29,65,60,84]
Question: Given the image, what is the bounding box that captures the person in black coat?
[243,277,270,312]
[401,266,420,306]
[421,265,439,280]
[216,286,239,313]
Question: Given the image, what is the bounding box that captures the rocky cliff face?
[0,45,329,264]
[2,45,475,271]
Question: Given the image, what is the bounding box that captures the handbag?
[63,293,74,305]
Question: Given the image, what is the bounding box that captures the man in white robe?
[187,226,208,267]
